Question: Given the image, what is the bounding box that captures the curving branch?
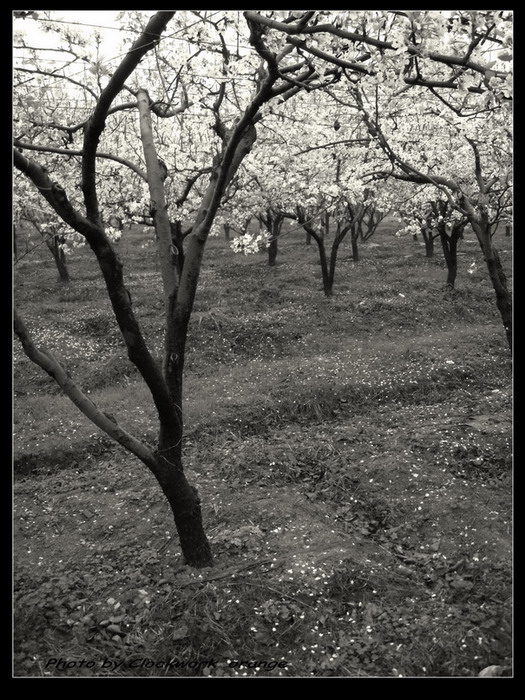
[19,96,191,144]
[81,11,175,224]
[286,36,373,74]
[14,147,181,433]
[295,138,370,156]
[245,10,510,94]
[175,168,213,207]
[14,310,158,470]
[14,139,147,180]
[244,11,393,49]
[14,66,99,100]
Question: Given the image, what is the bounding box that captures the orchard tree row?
[13,11,512,567]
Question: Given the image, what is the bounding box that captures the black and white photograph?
[13,10,512,678]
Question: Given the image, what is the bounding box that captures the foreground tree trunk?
[14,9,329,567]
[14,309,212,567]
[473,221,512,349]
[156,425,212,567]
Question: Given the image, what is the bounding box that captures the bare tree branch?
[14,311,158,469]
[81,11,175,224]
[14,148,181,432]
[137,87,179,303]
[14,139,147,180]
[14,65,99,100]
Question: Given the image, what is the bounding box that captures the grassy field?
[13,219,512,677]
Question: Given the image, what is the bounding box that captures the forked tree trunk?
[328,226,350,291]
[15,9,325,568]
[308,232,331,296]
[440,225,463,289]
[315,238,332,296]
[299,218,332,296]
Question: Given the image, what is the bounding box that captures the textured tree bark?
[169,221,185,279]
[472,221,512,350]
[137,88,178,309]
[155,423,212,567]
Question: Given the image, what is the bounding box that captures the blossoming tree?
[13,10,339,567]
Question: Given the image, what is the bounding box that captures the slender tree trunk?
[323,211,330,237]
[267,215,282,266]
[224,223,231,241]
[305,231,312,246]
[351,231,359,262]
[48,236,71,282]
[299,218,332,295]
[268,237,278,266]
[472,221,512,350]
[440,231,458,289]
[422,229,434,257]
[328,240,341,291]
[311,233,331,295]
[320,247,332,296]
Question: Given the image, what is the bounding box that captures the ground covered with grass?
[13,222,512,677]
